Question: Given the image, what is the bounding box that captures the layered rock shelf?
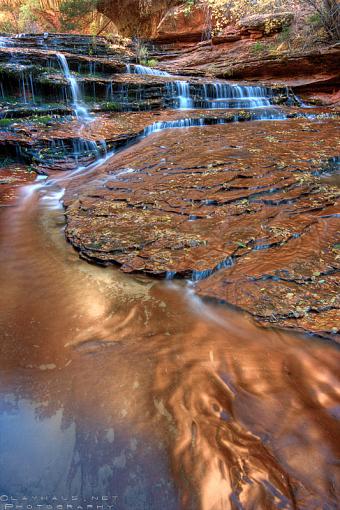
[0,33,339,342]
[0,19,339,509]
[63,117,340,339]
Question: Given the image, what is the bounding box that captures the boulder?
[238,12,294,36]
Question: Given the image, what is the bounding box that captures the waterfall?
[126,64,171,77]
[124,61,276,111]
[167,81,273,110]
[166,81,193,110]
[56,53,90,120]
[19,72,35,104]
[0,36,7,47]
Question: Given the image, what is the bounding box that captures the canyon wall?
[97,0,182,37]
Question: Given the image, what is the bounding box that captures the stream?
[0,34,339,510]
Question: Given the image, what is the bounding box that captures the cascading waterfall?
[126,63,171,76]
[166,81,273,110]
[123,65,277,111]
[166,81,194,109]
[19,71,35,104]
[52,54,107,165]
[56,53,90,119]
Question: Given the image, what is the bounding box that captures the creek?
[0,34,339,510]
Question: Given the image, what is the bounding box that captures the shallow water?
[0,123,339,510]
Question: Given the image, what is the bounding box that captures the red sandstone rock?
[64,116,340,338]
[212,29,241,45]
[238,12,294,36]
[0,164,36,205]
[97,0,182,38]
[161,43,340,95]
[155,3,208,44]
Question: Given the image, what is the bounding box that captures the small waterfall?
[56,53,90,119]
[88,61,96,76]
[167,81,194,110]
[19,72,35,104]
[142,118,206,136]
[0,36,7,47]
[105,82,113,101]
[126,64,171,77]
[166,81,273,110]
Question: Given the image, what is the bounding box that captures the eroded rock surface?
[237,12,294,37]
[97,0,181,38]
[65,117,340,338]
[156,2,208,44]
[0,162,36,205]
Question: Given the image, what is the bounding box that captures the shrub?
[300,0,340,41]
[251,41,265,53]
[143,58,158,67]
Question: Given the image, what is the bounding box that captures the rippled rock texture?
[65,117,340,339]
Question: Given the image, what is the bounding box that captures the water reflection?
[0,151,339,510]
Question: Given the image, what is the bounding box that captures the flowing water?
[126,63,171,76]
[125,63,275,110]
[165,81,274,110]
[56,53,90,119]
[0,46,339,510]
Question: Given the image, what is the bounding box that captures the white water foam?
[56,53,90,120]
[126,64,171,77]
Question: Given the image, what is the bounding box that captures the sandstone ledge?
[64,116,340,339]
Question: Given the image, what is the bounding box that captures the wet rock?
[0,33,130,58]
[0,162,36,205]
[160,42,340,96]
[64,117,340,338]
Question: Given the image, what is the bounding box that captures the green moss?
[99,101,120,111]
[0,118,15,128]
[0,114,58,130]
[251,41,266,54]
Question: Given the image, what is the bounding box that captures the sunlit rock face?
[237,12,294,38]
[97,0,182,37]
[155,2,208,44]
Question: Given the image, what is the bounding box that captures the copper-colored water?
[0,128,339,510]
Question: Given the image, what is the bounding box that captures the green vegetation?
[59,0,97,31]
[301,0,339,41]
[0,118,15,128]
[0,115,58,130]
[184,0,197,16]
[277,26,291,43]
[0,0,99,33]
[222,68,234,78]
[99,101,120,111]
[251,41,266,54]
[141,58,159,68]
[135,40,150,64]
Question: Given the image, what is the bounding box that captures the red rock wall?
[97,0,182,38]
[155,3,209,43]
